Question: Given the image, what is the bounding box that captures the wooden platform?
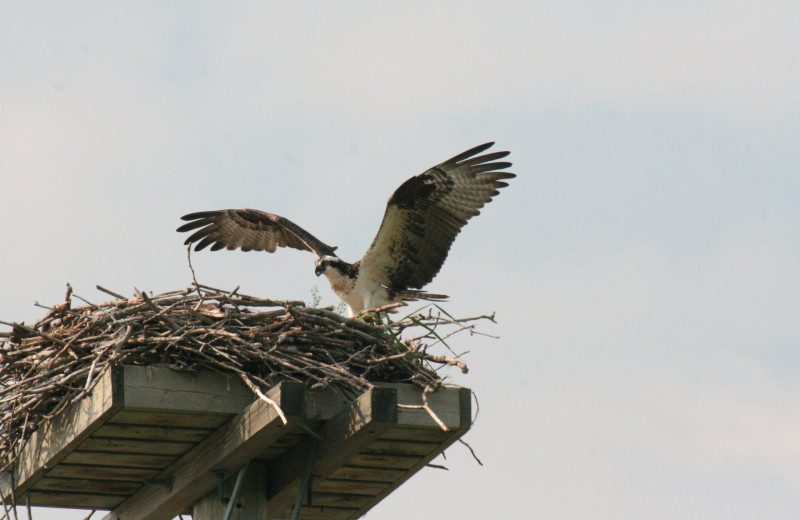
[0,366,471,520]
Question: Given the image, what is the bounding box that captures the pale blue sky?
[2,2,799,519]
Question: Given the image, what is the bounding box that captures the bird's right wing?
[359,142,514,290]
[177,209,337,258]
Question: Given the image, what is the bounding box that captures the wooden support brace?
[100,381,307,520]
[2,365,468,520]
[0,367,123,502]
[192,461,268,520]
[266,386,398,519]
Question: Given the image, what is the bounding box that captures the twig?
[186,244,200,289]
[239,375,287,425]
[422,353,469,374]
[397,402,448,432]
[357,302,406,316]
[425,463,449,470]
[458,438,483,466]
[96,285,127,300]
[0,283,497,479]
[70,292,97,309]
[0,322,64,347]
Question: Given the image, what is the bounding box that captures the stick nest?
[0,283,493,472]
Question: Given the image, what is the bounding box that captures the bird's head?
[315,255,342,277]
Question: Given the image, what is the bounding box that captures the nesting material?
[0,283,491,472]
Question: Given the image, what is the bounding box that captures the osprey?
[177,142,514,316]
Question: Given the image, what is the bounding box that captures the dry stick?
[468,387,480,425]
[357,301,407,316]
[295,313,381,344]
[0,322,64,347]
[31,303,82,321]
[8,488,17,520]
[225,296,304,308]
[0,483,14,520]
[425,463,449,470]
[111,324,133,353]
[421,353,469,374]
[16,414,29,455]
[0,285,493,476]
[83,355,102,392]
[138,291,183,332]
[70,292,97,309]
[458,438,484,466]
[239,374,287,425]
[96,285,126,300]
[397,400,449,432]
[420,322,476,348]
[423,386,449,431]
[186,244,201,290]
[301,307,388,333]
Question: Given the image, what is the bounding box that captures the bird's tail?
[359,289,449,316]
[394,289,449,303]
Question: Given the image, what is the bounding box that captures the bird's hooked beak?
[315,264,325,277]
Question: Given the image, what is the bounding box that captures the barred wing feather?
[359,142,514,291]
[177,209,337,258]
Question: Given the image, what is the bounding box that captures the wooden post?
[193,461,268,520]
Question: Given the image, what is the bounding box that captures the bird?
[177,142,515,316]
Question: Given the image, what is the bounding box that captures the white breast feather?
[324,263,392,316]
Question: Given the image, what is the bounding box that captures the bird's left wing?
[177,209,337,258]
[359,142,514,290]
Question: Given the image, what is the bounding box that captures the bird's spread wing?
[177,209,337,258]
[360,142,514,290]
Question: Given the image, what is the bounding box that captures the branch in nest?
[0,284,498,473]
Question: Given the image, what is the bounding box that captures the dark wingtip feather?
[488,161,512,170]
[195,236,217,251]
[177,211,221,232]
[470,141,495,152]
[180,211,219,221]
[448,142,496,164]
[494,172,516,180]
[470,161,513,175]
[177,220,208,233]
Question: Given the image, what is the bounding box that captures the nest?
[0,283,493,473]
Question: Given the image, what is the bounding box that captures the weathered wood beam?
[1,366,254,505]
[91,423,212,443]
[192,460,268,520]
[0,366,123,502]
[99,381,349,520]
[350,386,472,517]
[266,386,398,519]
[120,366,252,414]
[4,364,471,520]
[378,383,468,429]
[27,490,123,509]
